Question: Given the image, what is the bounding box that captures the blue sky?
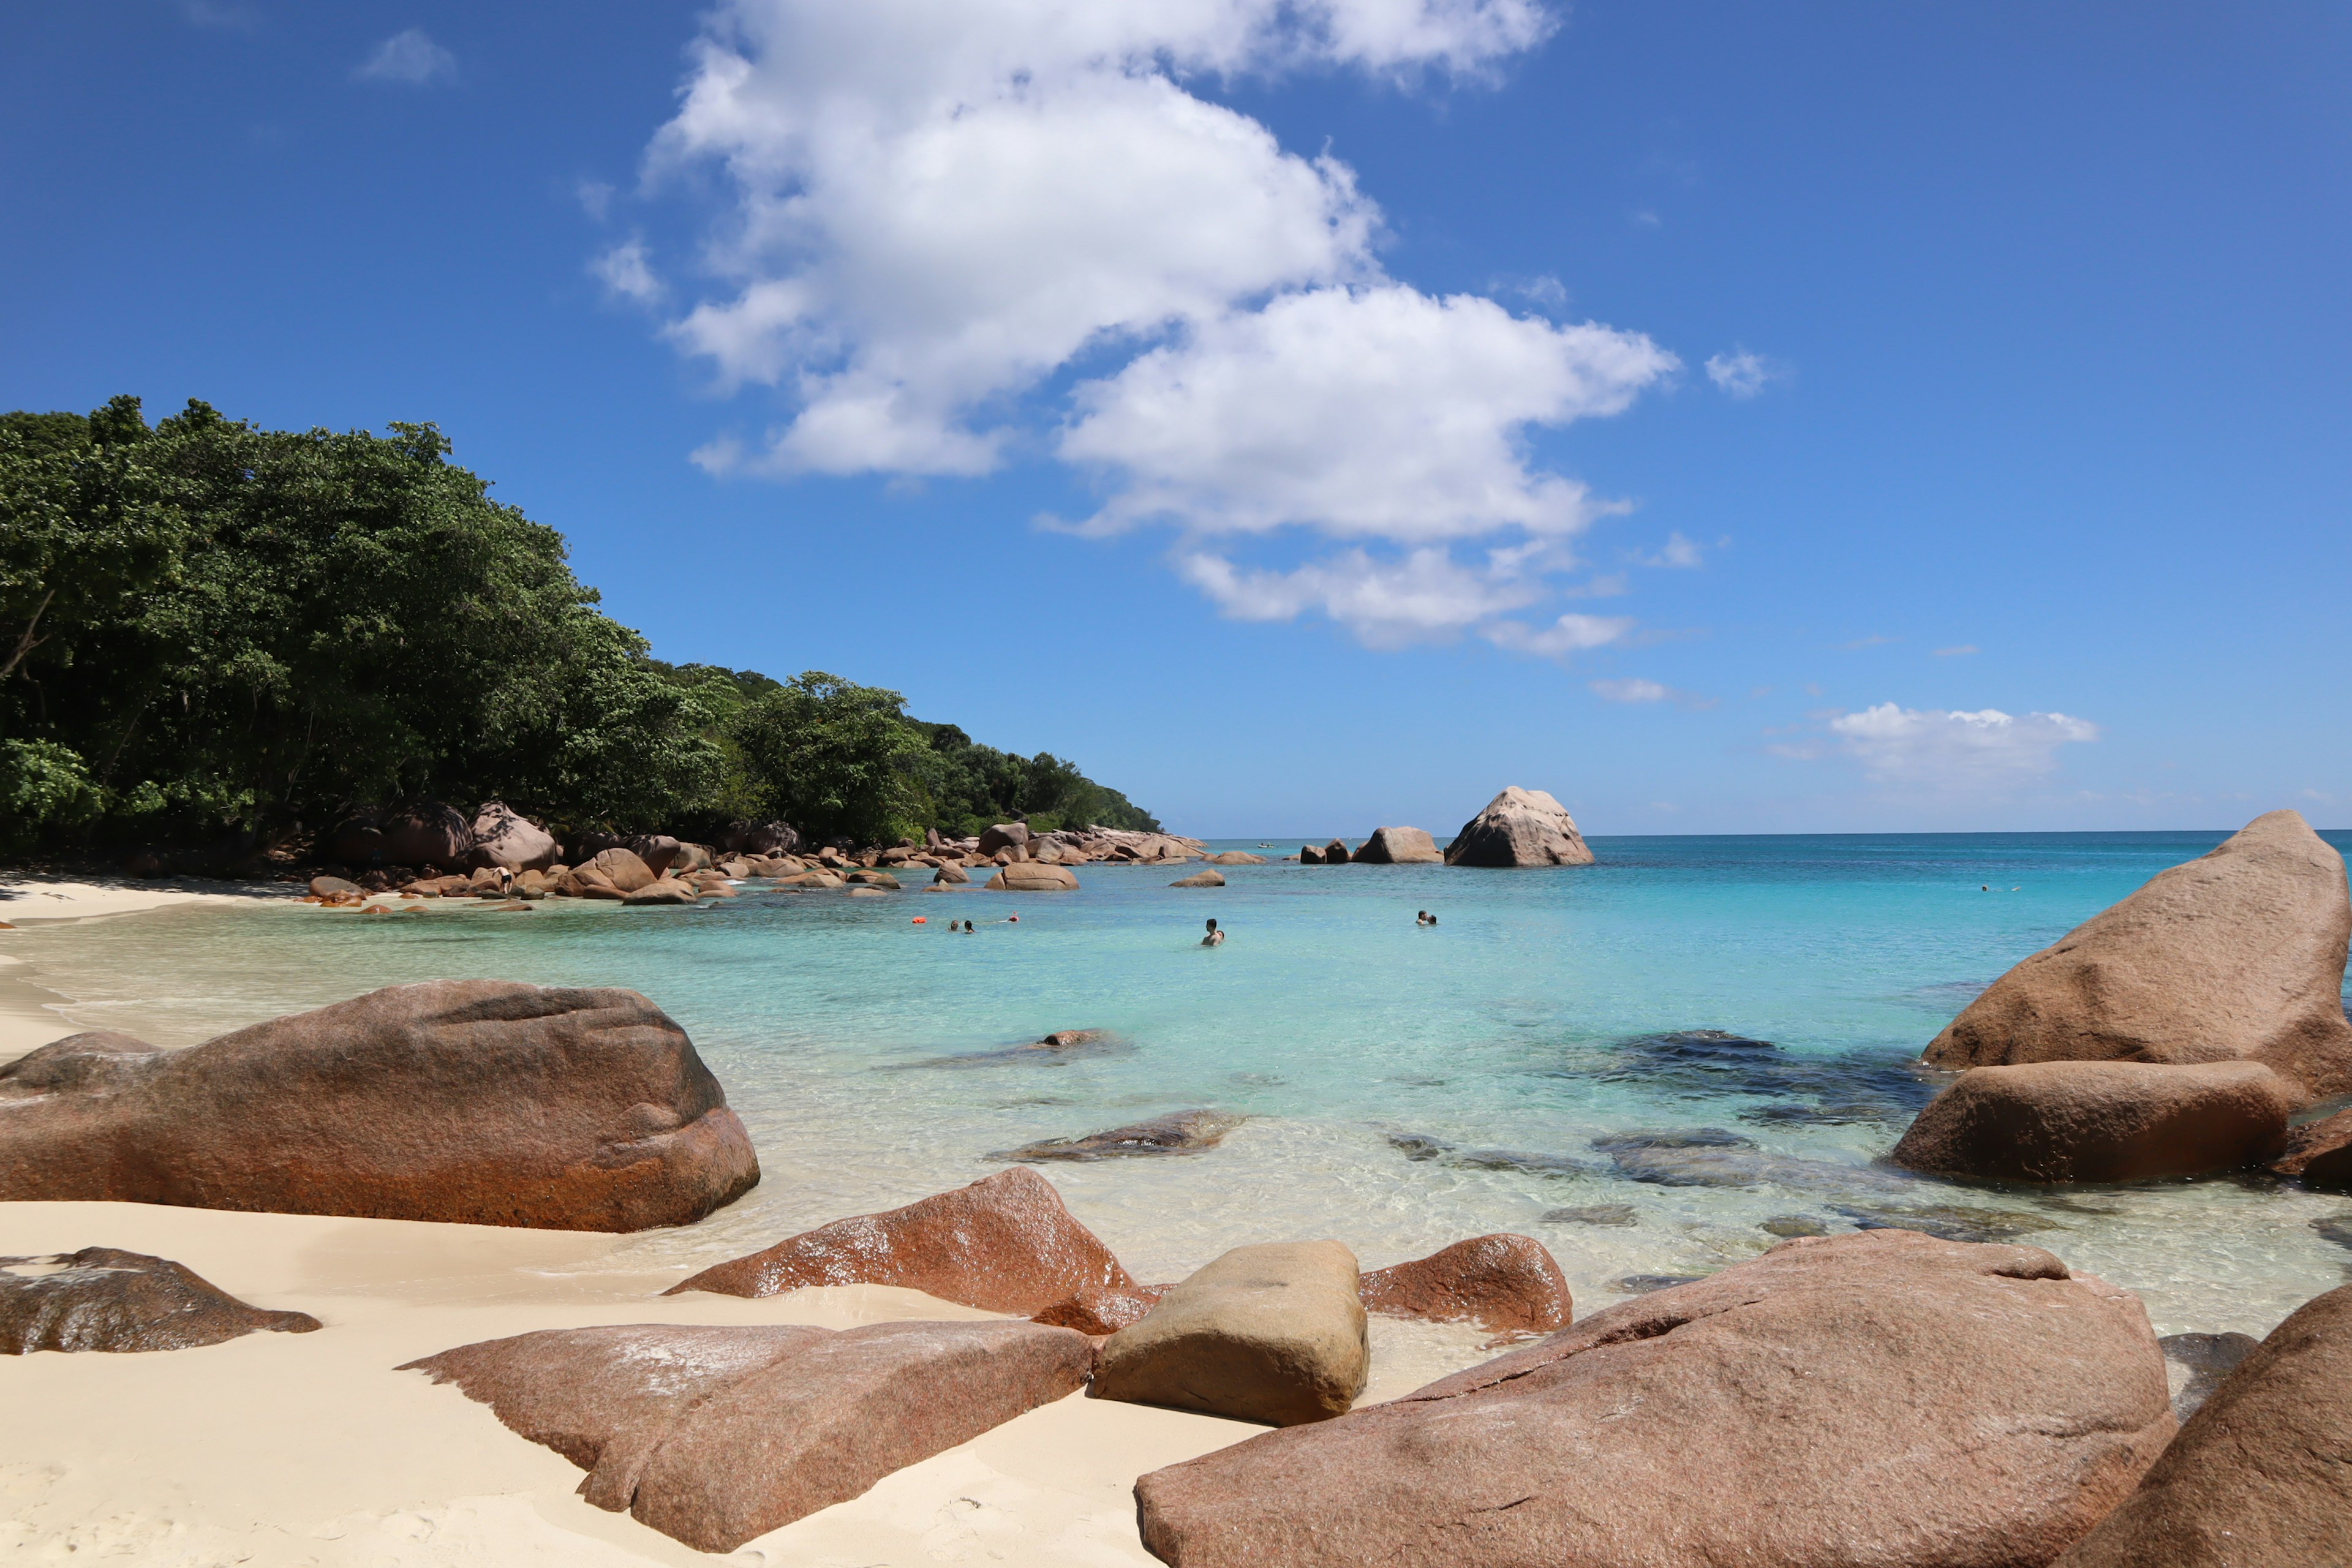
[5,1,2346,837]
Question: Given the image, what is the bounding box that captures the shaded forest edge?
[0,396,1158,869]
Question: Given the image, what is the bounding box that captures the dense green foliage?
[0,398,1156,856]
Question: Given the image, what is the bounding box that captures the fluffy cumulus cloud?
[643,0,1678,647]
[1828,704,2099,787]
[356,29,456,86]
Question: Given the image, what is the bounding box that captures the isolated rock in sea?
[976,822,1031,857]
[1095,1241,1368,1427]
[1358,1234,1572,1338]
[622,878,699,906]
[987,863,1079,891]
[845,869,900,888]
[1205,851,1268,865]
[581,847,657,894]
[1353,826,1444,864]
[1443,786,1594,867]
[1322,838,1352,865]
[932,863,970,885]
[1033,1282,1166,1336]
[2158,1330,2261,1422]
[1170,869,1225,888]
[1134,1229,2174,1568]
[2271,1105,2352,1188]
[2055,1284,2352,1568]
[0,980,760,1231]
[778,869,846,889]
[1926,810,2352,1102]
[668,1166,1134,1314]
[468,801,559,872]
[1298,844,1326,865]
[404,1319,1095,1554]
[994,1109,1244,1163]
[1891,1060,2297,1182]
[1,1246,320,1354]
[377,800,475,871]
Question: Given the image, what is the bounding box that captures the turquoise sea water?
[7,831,2350,1341]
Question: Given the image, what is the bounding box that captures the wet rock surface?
[1094,1242,1368,1428]
[0,981,759,1231]
[1,1247,320,1354]
[1891,1060,2296,1183]
[2057,1284,2352,1568]
[1136,1229,2175,1568]
[1031,1282,1165,1336]
[2273,1103,2352,1188]
[669,1167,1134,1314]
[1574,1028,1942,1126]
[996,1109,1244,1162]
[404,1319,1095,1553]
[1358,1234,1571,1338]
[2158,1330,2261,1420]
[1544,1204,1639,1227]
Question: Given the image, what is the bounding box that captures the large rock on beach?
[403,1319,1095,1554]
[1095,1242,1368,1428]
[2272,1104,2352,1187]
[627,835,684,879]
[1891,1060,2297,1183]
[1033,1282,1166,1336]
[378,800,475,871]
[468,801,558,872]
[1133,1229,2174,1568]
[1924,810,2352,1102]
[1359,1234,1572,1338]
[581,846,657,894]
[668,1166,1134,1314]
[0,981,760,1231]
[718,820,802,857]
[1353,826,1443,864]
[622,878,699,906]
[976,822,1031,857]
[1443,786,1594,867]
[1,1246,320,1354]
[995,1109,1243,1163]
[987,862,1079,891]
[2055,1283,2352,1568]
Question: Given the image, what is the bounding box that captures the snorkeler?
[1202,917,1225,947]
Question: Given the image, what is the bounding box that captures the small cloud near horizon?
[1592,677,1719,710]
[356,29,456,86]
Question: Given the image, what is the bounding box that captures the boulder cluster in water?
[9,807,2351,1563]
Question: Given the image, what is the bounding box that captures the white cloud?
[1485,612,1636,657]
[577,180,617,222]
[1705,350,1776,398]
[636,0,1689,644]
[1829,703,2099,787]
[591,238,665,304]
[1591,677,1670,703]
[356,28,456,86]
[1636,530,1702,568]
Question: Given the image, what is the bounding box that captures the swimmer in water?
[1008,913,1020,923]
[1202,917,1225,947]
[1417,910,1438,926]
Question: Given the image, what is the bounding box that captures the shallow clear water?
[7,831,2350,1340]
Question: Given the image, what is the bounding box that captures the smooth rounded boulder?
[976,822,1031,857]
[1359,1233,1572,1338]
[2055,1283,2352,1568]
[404,1319,1096,1554]
[377,800,475,871]
[1169,869,1224,888]
[1,1246,320,1354]
[468,801,558,872]
[1133,1229,2174,1568]
[1443,786,1594,867]
[1093,1241,1368,1428]
[0,981,760,1231]
[987,862,1079,891]
[668,1166,1135,1314]
[2273,1105,2352,1188]
[1353,826,1443,864]
[1891,1060,2297,1182]
[580,846,657,894]
[1924,810,2352,1102]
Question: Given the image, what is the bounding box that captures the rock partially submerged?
[1352,826,1442,864]
[1,1247,320,1354]
[1443,786,1594,868]
[2158,1330,2261,1422]
[987,862,1079,891]
[1891,1060,2297,1183]
[1926,810,2352,1102]
[2272,1104,2352,1188]
[1169,869,1224,888]
[667,1167,1134,1314]
[2056,1284,2352,1568]
[1358,1234,1570,1338]
[0,981,760,1231]
[1134,1229,2174,1567]
[1095,1242,1368,1428]
[995,1109,1244,1163]
[403,1319,1095,1553]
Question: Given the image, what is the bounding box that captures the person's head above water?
[1205,918,1218,931]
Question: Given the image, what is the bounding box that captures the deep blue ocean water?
[9,829,2350,1343]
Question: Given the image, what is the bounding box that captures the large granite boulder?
[1095,1242,1368,1428]
[379,800,475,872]
[1170,869,1225,888]
[1,1246,320,1354]
[1033,1282,1166,1336]
[987,862,1079,891]
[1205,851,1268,865]
[579,846,657,894]
[1891,1060,2297,1183]
[1298,844,1326,865]
[1353,826,1443,864]
[1443,786,1594,867]
[1134,1229,2173,1567]
[1359,1234,1571,1338]
[404,1319,1095,1554]
[468,801,559,872]
[668,1167,1134,1314]
[622,878,699,906]
[1321,838,1352,865]
[2272,1105,2352,1188]
[1924,811,2352,1102]
[0,981,760,1231]
[718,820,802,856]
[2056,1283,2352,1568]
[627,835,684,879]
[976,822,1031,857]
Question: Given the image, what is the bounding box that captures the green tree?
[732,673,930,845]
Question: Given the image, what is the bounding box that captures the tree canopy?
[0,397,1157,855]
